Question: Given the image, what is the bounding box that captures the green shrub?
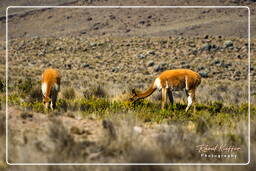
[57,98,68,112]
[15,78,34,94]
[208,101,223,114]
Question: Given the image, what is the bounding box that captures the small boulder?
[82,64,90,68]
[199,71,208,78]
[147,50,155,55]
[137,54,146,59]
[224,40,233,48]
[202,43,211,51]
[147,60,155,67]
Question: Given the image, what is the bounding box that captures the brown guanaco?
[41,68,61,109]
[130,69,201,111]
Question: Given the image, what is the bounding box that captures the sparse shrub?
[83,85,107,99]
[16,78,34,94]
[8,93,21,105]
[57,98,68,112]
[175,103,187,111]
[28,85,42,103]
[62,87,76,100]
[32,102,44,112]
[208,101,223,113]
[80,99,91,112]
[20,112,33,120]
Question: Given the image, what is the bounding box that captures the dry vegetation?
[1,34,255,164]
[0,1,256,170]
[0,26,255,171]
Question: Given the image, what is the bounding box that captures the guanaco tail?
[130,69,201,111]
[41,68,61,110]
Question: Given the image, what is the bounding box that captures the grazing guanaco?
[130,69,201,111]
[41,68,61,110]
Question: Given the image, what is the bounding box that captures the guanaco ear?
[132,88,137,96]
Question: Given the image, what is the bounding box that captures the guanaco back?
[130,69,201,111]
[41,68,61,109]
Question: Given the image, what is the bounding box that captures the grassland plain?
[0,35,255,168]
[0,0,256,170]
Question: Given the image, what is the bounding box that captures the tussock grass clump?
[28,85,42,103]
[83,85,107,99]
[15,78,34,94]
[57,98,68,112]
[62,87,76,100]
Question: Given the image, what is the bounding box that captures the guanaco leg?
[167,88,174,110]
[161,88,167,109]
[185,89,196,112]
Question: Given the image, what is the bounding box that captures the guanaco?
[130,69,201,111]
[41,68,61,110]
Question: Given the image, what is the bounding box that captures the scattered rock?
[125,29,131,33]
[154,63,167,72]
[202,43,211,51]
[137,53,146,59]
[109,15,116,20]
[199,71,209,78]
[95,55,102,59]
[70,126,85,135]
[180,61,186,65]
[111,67,119,72]
[234,71,241,76]
[224,40,233,48]
[82,64,90,68]
[213,59,221,65]
[80,31,87,35]
[56,47,62,51]
[237,55,242,59]
[20,113,33,120]
[197,66,205,71]
[87,17,92,21]
[64,64,72,70]
[139,20,145,25]
[37,50,45,56]
[147,50,155,55]
[147,60,155,67]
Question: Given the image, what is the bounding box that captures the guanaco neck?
[135,83,157,101]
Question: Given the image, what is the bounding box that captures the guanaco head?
[129,88,139,102]
[43,96,51,109]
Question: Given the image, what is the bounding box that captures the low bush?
[62,87,76,100]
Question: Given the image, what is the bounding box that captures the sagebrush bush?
[28,85,42,103]
[83,85,107,99]
[62,87,76,100]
